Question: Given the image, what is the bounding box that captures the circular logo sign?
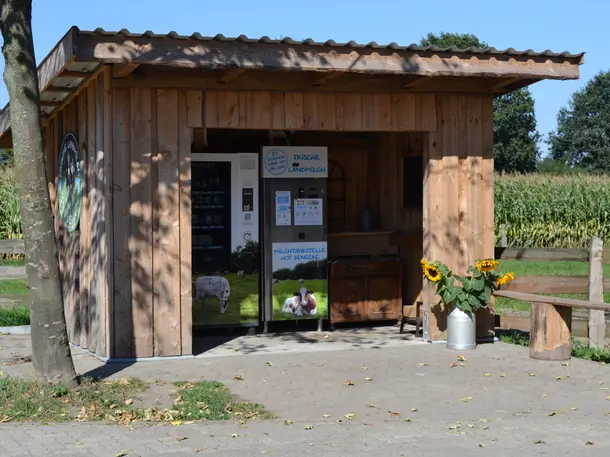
[264,148,288,175]
[57,132,83,233]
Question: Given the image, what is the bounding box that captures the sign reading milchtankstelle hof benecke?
[57,132,83,233]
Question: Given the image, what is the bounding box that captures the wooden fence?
[495,236,607,348]
[0,239,24,255]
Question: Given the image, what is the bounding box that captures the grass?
[0,279,28,296]
[0,377,271,424]
[0,305,29,326]
[495,259,610,314]
[192,273,329,327]
[499,330,610,363]
[0,259,24,267]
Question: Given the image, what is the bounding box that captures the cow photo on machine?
[191,152,260,329]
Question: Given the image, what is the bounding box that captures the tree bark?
[0,0,78,386]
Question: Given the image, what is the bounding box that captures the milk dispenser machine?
[261,146,328,331]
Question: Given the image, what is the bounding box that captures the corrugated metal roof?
[77,28,585,62]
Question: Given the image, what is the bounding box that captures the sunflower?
[496,272,515,286]
[476,259,499,273]
[423,264,442,282]
[420,258,428,267]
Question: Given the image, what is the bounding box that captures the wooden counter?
[329,257,402,324]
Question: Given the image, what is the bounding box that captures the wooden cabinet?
[329,259,402,324]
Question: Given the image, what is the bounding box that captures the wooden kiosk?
[0,27,583,359]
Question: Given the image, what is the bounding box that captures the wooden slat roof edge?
[0,26,585,142]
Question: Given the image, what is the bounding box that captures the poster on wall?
[191,242,260,327]
[275,191,291,226]
[271,242,328,321]
[57,132,83,233]
[294,198,323,226]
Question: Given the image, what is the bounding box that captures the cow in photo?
[194,276,231,314]
[282,279,317,316]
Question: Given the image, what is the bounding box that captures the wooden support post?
[530,302,572,361]
[588,236,605,348]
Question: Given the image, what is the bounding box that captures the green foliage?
[0,305,29,326]
[420,32,540,173]
[548,71,610,172]
[0,167,21,240]
[0,149,13,165]
[495,173,610,247]
[493,90,541,173]
[422,259,512,313]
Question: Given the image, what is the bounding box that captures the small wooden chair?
[399,301,423,337]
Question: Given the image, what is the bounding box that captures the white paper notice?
[275,191,291,226]
[294,198,323,226]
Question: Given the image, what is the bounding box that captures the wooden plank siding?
[186,90,437,132]
[111,87,193,358]
[39,71,113,357]
[423,94,495,341]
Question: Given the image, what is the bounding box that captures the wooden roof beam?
[113,62,140,78]
[311,71,344,87]
[75,35,582,81]
[217,68,247,84]
[402,75,432,89]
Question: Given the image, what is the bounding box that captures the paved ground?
[1,328,610,456]
[0,266,26,280]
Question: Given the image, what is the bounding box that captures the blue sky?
[0,0,603,155]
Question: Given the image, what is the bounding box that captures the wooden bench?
[399,301,423,337]
[494,290,610,361]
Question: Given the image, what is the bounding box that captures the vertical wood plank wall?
[42,68,112,357]
[112,87,193,358]
[423,94,495,341]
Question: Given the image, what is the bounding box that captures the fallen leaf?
[457,354,467,362]
[478,418,489,423]
[450,362,458,368]
[528,373,537,377]
[233,374,244,381]
[361,366,368,370]
[533,440,546,445]
[561,362,569,367]
[484,372,491,377]
[175,436,188,442]
[367,404,376,408]
[266,361,273,366]
[556,376,562,381]
[467,424,475,428]
[460,396,473,403]
[542,394,548,398]
[389,411,400,417]
[322,414,331,418]
[304,424,313,430]
[318,363,324,367]
[232,433,239,438]
[449,424,460,430]
[548,411,564,417]
[171,420,182,426]
[410,408,418,412]
[124,399,134,406]
[500,372,506,378]
[344,413,356,421]
[586,441,595,446]
[403,418,411,422]
[109,404,117,409]
[482,426,489,430]
[418,362,429,366]
[284,420,294,425]
[344,380,355,386]
[364,377,373,382]
[115,451,128,457]
[483,387,489,391]
[323,334,330,340]
[570,407,579,411]
[478,444,485,448]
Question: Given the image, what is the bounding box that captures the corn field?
[495,173,610,248]
[0,167,21,240]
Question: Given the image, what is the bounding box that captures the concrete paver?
[1,328,609,456]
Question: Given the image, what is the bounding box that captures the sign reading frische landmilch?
[57,132,83,233]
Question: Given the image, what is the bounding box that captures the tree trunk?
[0,0,78,386]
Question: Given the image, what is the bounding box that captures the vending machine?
[261,147,328,330]
[191,153,260,329]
